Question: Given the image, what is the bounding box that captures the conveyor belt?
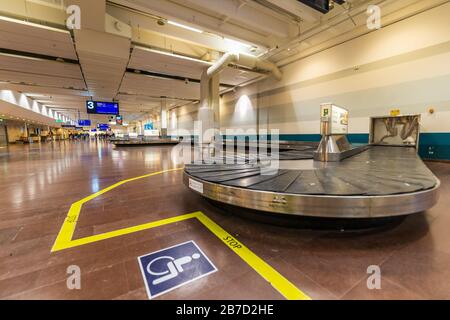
[113,138,179,146]
[217,140,318,160]
[184,146,440,218]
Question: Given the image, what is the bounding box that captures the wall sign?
[138,240,217,299]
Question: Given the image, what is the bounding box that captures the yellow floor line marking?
[51,168,310,300]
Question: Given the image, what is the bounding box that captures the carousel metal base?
[184,146,440,218]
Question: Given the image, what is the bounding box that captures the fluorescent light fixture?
[24,93,50,97]
[224,37,252,48]
[167,20,203,33]
[137,46,212,65]
[0,15,69,34]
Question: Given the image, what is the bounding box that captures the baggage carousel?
[184,146,440,218]
[112,138,179,147]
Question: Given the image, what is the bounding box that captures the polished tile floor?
[0,140,449,300]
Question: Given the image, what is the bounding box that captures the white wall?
[171,102,199,136]
[218,3,450,136]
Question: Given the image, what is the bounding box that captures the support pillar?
[197,71,221,161]
[160,98,168,138]
[198,71,220,142]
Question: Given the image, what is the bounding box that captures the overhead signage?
[78,119,91,126]
[55,119,64,123]
[86,101,119,115]
[138,241,217,299]
[97,123,110,131]
[144,122,154,130]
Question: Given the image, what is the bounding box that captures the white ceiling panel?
[0,70,86,89]
[0,52,83,79]
[116,93,190,113]
[120,72,200,100]
[74,29,131,101]
[0,16,77,60]
[129,46,211,79]
[0,83,89,97]
[129,46,263,87]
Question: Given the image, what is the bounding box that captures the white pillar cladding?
[160,98,168,137]
[198,71,220,144]
[196,71,221,162]
[197,53,281,162]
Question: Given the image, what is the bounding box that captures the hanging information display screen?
[86,101,119,115]
[78,119,91,126]
[97,123,110,131]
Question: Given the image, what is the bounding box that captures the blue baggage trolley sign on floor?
[138,240,218,299]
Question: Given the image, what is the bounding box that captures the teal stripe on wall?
[419,133,450,160]
[221,133,450,160]
[277,133,450,160]
[172,133,450,161]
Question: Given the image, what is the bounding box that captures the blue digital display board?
[78,119,91,126]
[86,101,119,115]
[297,0,330,14]
[97,123,110,131]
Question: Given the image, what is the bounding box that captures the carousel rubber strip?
[113,138,179,146]
[184,146,440,218]
[219,141,319,161]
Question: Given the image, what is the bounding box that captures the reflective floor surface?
[1,140,450,299]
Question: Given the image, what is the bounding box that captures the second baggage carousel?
[184,146,440,218]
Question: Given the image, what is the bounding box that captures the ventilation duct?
[206,52,282,80]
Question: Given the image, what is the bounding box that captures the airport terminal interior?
[1,0,450,301]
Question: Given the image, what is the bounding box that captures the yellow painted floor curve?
[51,167,310,300]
